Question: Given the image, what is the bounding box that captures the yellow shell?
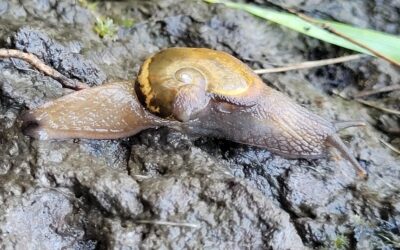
[137,47,262,117]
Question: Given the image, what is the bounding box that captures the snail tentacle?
[326,134,368,179]
[334,120,366,131]
[172,85,210,122]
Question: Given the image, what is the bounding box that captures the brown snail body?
[23,47,367,177]
[23,81,176,140]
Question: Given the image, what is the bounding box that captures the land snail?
[23,47,368,178]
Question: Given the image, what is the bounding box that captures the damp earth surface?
[0,0,399,249]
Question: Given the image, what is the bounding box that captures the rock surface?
[0,0,399,249]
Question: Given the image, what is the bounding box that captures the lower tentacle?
[326,134,368,179]
[334,120,366,131]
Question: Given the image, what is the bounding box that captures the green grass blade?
[321,20,400,58]
[204,0,400,63]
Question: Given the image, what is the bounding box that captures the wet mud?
[0,0,399,249]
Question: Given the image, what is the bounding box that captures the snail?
[22,47,367,178]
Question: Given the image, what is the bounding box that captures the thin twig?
[135,220,200,228]
[331,90,400,115]
[354,85,400,98]
[385,128,400,135]
[0,49,89,90]
[254,54,364,74]
[379,139,400,155]
[355,99,400,115]
[284,8,400,67]
[331,89,350,100]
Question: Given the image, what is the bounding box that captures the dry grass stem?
[254,54,364,74]
[355,85,400,98]
[355,99,400,115]
[385,128,400,135]
[379,139,400,155]
[331,90,400,116]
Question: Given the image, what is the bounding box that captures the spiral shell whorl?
[137,47,261,118]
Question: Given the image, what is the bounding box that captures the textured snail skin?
[22,48,367,178]
[138,48,367,178]
[184,90,334,159]
[22,81,175,140]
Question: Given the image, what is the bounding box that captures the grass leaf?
[204,0,400,64]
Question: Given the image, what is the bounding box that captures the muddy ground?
[0,0,399,249]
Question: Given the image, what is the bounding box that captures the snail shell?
[137,48,263,121]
